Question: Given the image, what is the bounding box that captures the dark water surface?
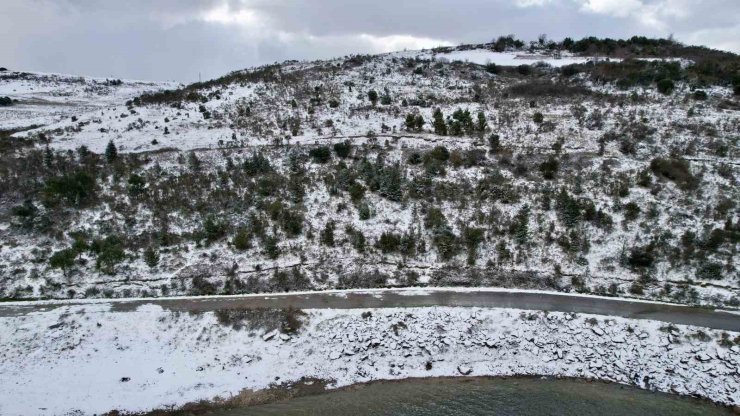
[215,377,732,416]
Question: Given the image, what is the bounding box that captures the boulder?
[262,329,279,341]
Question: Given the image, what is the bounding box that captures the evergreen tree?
[405,113,417,131]
[368,90,379,106]
[476,111,488,133]
[44,146,54,169]
[488,134,500,153]
[512,205,530,245]
[232,227,252,251]
[320,221,336,247]
[49,248,76,276]
[414,114,425,131]
[105,140,118,163]
[432,108,447,135]
[143,246,159,268]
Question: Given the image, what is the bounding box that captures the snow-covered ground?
[0,302,738,415]
[0,70,177,131]
[433,50,612,67]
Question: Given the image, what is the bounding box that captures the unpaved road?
[1,289,738,331]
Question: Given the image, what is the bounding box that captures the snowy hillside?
[0,69,178,131]
[0,37,738,306]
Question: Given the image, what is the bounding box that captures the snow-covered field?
[434,50,610,67]
[0,302,738,415]
[0,70,177,131]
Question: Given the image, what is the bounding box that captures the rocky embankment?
[0,304,738,415]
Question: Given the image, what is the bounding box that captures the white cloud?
[515,0,555,7]
[1,0,737,81]
[357,34,453,52]
[579,0,644,17]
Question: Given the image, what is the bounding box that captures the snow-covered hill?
[0,39,738,306]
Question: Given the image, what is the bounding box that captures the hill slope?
[0,37,738,306]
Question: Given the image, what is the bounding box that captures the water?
[215,377,732,416]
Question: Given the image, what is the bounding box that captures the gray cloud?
[2,0,738,82]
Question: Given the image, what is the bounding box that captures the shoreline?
[115,376,739,415]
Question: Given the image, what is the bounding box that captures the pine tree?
[414,114,425,131]
[476,111,488,133]
[368,90,379,106]
[105,140,118,163]
[432,108,447,135]
[320,221,336,247]
[44,146,54,168]
[143,246,159,268]
[49,248,76,276]
[405,114,417,131]
[512,205,530,245]
[488,134,500,153]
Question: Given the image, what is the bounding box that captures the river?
[214,377,733,416]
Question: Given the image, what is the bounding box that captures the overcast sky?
[2,0,738,82]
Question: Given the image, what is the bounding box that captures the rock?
[279,334,291,342]
[591,327,605,336]
[329,350,342,360]
[120,377,131,382]
[458,365,472,375]
[612,335,626,343]
[638,332,649,339]
[485,340,498,348]
[262,329,279,341]
[695,353,712,362]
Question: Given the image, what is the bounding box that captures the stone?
[458,365,472,375]
[262,329,279,341]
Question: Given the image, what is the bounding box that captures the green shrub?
[432,229,460,261]
[320,221,335,247]
[202,215,228,244]
[656,78,675,95]
[49,248,76,276]
[695,262,723,280]
[627,246,654,269]
[539,156,559,179]
[376,232,402,253]
[143,247,159,267]
[43,171,96,206]
[333,141,352,158]
[623,202,640,221]
[692,90,708,100]
[232,227,252,251]
[368,90,378,105]
[244,152,272,176]
[649,157,697,190]
[309,146,331,163]
[91,236,125,274]
[427,146,450,162]
[424,207,448,231]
